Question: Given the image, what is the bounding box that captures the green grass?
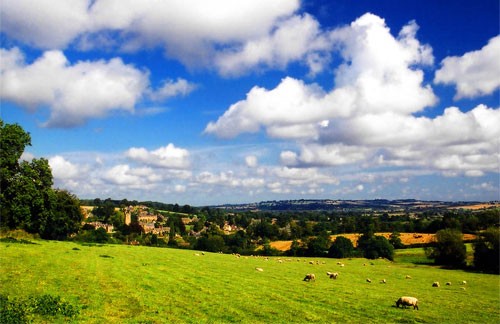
[1,240,499,323]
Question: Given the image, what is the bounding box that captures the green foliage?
[426,228,466,268]
[0,293,79,323]
[0,120,83,240]
[473,227,500,273]
[358,234,394,260]
[389,231,405,249]
[328,236,355,258]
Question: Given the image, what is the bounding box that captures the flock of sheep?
[299,265,468,311]
[248,257,468,311]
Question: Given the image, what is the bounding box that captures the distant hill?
[211,199,499,212]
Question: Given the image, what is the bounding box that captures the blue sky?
[1,0,499,206]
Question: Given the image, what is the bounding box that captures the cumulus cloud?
[149,78,196,102]
[126,143,190,169]
[1,0,303,75]
[205,13,437,139]
[49,155,81,180]
[0,48,149,127]
[206,13,499,179]
[435,36,500,99]
[214,13,331,76]
[0,0,90,48]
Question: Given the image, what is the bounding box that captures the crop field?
[1,239,499,323]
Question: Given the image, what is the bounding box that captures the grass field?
[1,239,499,323]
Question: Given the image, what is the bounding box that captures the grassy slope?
[1,240,499,323]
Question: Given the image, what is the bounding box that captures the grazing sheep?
[396,296,419,310]
[309,261,314,265]
[432,281,440,287]
[255,267,264,272]
[329,272,339,279]
[462,280,467,285]
[405,275,412,279]
[446,282,452,286]
[366,278,372,283]
[303,273,316,282]
[380,279,386,284]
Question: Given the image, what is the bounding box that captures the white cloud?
[49,155,81,179]
[245,155,258,168]
[126,143,190,169]
[150,78,196,102]
[103,164,158,187]
[0,0,90,48]
[0,48,149,127]
[214,13,331,76]
[205,14,437,139]
[435,36,500,99]
[1,0,303,75]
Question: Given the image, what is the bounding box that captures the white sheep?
[328,272,339,279]
[255,267,264,272]
[405,275,412,279]
[446,282,451,286]
[432,281,440,287]
[366,278,372,283]
[396,296,419,310]
[303,273,316,282]
[380,279,386,284]
[461,280,467,285]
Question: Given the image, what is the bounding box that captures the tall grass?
[1,240,499,323]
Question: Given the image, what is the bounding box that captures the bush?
[425,228,466,268]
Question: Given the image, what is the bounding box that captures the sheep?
[446,282,452,286]
[366,278,372,283]
[396,296,419,310]
[303,273,316,282]
[461,280,467,285]
[405,275,412,279]
[255,267,264,272]
[328,272,339,279]
[432,281,440,287]
[380,279,386,284]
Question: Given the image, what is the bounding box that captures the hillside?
[1,239,499,323]
[213,199,500,212]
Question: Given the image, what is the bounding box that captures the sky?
[1,0,499,206]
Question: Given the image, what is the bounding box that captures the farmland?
[1,239,499,323]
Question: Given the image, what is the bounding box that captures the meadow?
[1,239,499,323]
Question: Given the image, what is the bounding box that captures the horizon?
[2,0,499,205]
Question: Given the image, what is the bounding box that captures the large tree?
[473,227,500,274]
[426,229,466,268]
[0,120,83,239]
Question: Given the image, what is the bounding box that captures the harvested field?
[448,203,500,210]
[270,232,477,251]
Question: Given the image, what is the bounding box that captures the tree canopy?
[0,120,83,239]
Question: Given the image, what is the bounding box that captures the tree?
[425,229,466,268]
[358,234,394,260]
[328,236,355,258]
[389,231,404,249]
[473,227,500,274]
[0,120,83,239]
[40,190,83,240]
